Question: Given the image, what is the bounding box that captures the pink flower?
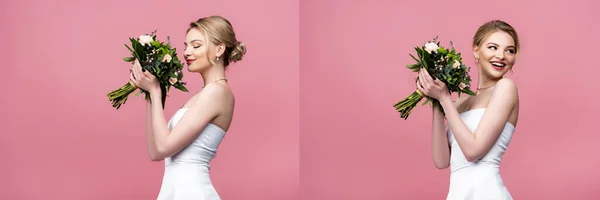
[169,77,178,85]
[162,54,172,63]
[452,60,461,68]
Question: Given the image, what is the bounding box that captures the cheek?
[480,49,495,59]
[192,48,206,58]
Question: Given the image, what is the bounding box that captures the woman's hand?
[130,59,160,94]
[416,68,450,101]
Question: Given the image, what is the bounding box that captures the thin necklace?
[203,78,228,88]
[476,85,495,94]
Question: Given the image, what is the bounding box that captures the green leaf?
[133,42,145,60]
[174,83,189,92]
[406,63,420,70]
[415,47,423,56]
[129,38,137,45]
[463,88,476,96]
[123,57,135,62]
[438,48,448,54]
[422,98,431,106]
[440,74,447,81]
[125,44,135,55]
[160,86,167,109]
[409,53,420,63]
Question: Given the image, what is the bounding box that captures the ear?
[215,43,226,57]
[472,45,480,60]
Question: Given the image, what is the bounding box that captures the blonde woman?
[130,15,246,200]
[418,20,520,199]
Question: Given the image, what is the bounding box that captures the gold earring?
[216,56,220,61]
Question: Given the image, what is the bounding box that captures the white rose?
[169,77,178,85]
[138,35,153,46]
[424,42,438,53]
[459,82,466,90]
[452,60,461,68]
[162,54,172,63]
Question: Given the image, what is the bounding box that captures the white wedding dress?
[446,108,515,200]
[156,108,226,200]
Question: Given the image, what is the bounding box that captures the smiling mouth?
[490,61,506,70]
[186,59,195,65]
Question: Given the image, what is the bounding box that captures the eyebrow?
[184,39,203,45]
[487,42,515,48]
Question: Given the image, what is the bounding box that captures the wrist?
[149,89,161,100]
[148,86,161,96]
[438,95,453,108]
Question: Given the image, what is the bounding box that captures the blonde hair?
[188,15,246,68]
[472,20,520,54]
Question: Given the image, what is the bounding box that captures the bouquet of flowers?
[393,36,476,119]
[107,30,188,109]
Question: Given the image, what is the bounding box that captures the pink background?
[1,0,298,199]
[3,0,600,199]
[300,0,600,200]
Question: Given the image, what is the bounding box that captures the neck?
[476,68,498,93]
[200,65,227,87]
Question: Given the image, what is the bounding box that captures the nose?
[494,51,505,60]
[183,47,192,57]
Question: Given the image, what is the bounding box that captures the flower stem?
[107,81,138,109]
[393,90,425,120]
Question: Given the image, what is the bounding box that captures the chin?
[484,66,510,78]
[187,66,200,73]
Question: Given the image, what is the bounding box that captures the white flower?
[424,42,438,53]
[452,60,461,68]
[459,82,466,90]
[162,54,172,63]
[169,77,178,85]
[138,35,153,46]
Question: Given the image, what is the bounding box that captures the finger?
[134,61,144,80]
[419,69,429,88]
[129,72,138,85]
[435,79,445,87]
[136,59,146,72]
[130,69,136,80]
[415,77,423,89]
[416,79,426,96]
[137,60,147,72]
[143,71,152,79]
[132,64,141,81]
[423,68,434,82]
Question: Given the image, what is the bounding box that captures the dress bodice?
[445,108,515,200]
[447,108,515,172]
[165,108,226,168]
[156,108,226,200]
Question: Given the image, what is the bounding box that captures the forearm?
[149,90,171,156]
[431,103,450,169]
[439,97,478,160]
[145,100,161,160]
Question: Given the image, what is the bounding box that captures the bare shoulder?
[494,78,519,98]
[196,83,233,104]
[497,78,518,88]
[489,78,519,117]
